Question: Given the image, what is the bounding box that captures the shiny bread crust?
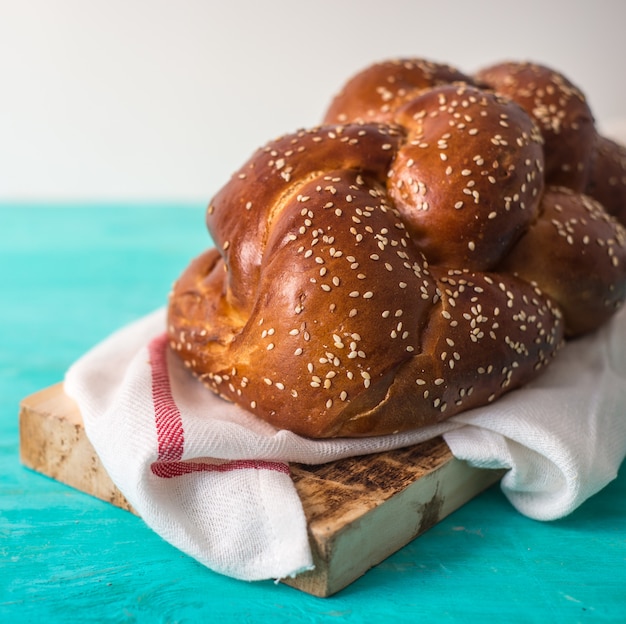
[167,58,626,438]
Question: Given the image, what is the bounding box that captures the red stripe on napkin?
[151,459,291,479]
[148,334,184,462]
[148,333,290,478]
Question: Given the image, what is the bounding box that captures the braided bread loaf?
[167,58,626,438]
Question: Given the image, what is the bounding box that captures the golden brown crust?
[324,58,474,125]
[167,122,563,438]
[327,268,562,437]
[205,123,405,312]
[167,57,626,438]
[388,84,544,270]
[474,61,596,191]
[498,186,626,336]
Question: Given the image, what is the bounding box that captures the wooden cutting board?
[19,384,503,597]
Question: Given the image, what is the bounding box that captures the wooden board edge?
[283,457,501,596]
[18,383,503,597]
[19,384,135,513]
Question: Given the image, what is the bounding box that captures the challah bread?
[167,123,562,437]
[167,57,626,438]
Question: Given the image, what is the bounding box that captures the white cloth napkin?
[64,304,626,582]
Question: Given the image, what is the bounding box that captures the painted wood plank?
[19,384,503,597]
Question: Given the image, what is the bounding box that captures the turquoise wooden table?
[2,205,625,623]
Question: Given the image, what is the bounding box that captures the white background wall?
[2,0,625,203]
